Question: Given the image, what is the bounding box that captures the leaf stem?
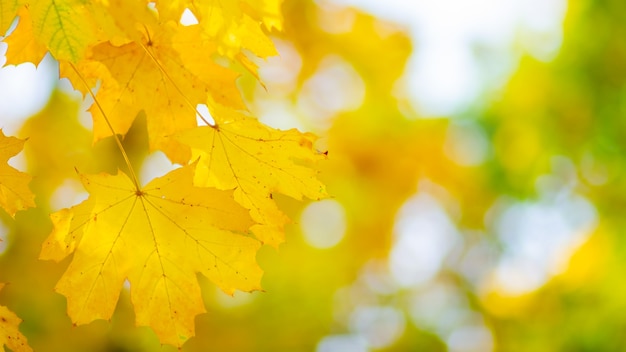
[69,63,142,191]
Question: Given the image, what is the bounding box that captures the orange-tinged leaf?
[175,104,327,247]
[0,284,32,352]
[41,165,261,346]
[0,130,35,216]
[2,7,48,66]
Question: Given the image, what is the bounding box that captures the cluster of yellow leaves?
[1,0,326,348]
[0,130,34,216]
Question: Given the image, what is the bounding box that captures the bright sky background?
[326,0,567,116]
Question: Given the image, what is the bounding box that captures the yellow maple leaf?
[95,0,157,43]
[40,164,262,346]
[198,3,277,59]
[0,0,22,36]
[2,7,48,66]
[64,22,244,163]
[0,285,32,352]
[151,0,282,32]
[151,0,280,79]
[0,130,35,217]
[175,104,327,247]
[191,0,279,79]
[28,0,97,62]
[151,0,193,23]
[242,0,283,31]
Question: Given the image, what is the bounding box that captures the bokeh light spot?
[301,199,347,249]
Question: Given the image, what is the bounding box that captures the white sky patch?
[50,178,89,211]
[6,146,27,172]
[180,8,199,26]
[409,282,471,335]
[447,324,494,352]
[0,50,57,134]
[139,151,179,185]
[348,306,405,349]
[196,103,215,126]
[296,55,365,131]
[389,193,460,287]
[255,40,308,130]
[258,39,303,97]
[325,0,567,116]
[316,334,368,352]
[490,190,597,295]
[301,199,347,249]
[256,100,307,131]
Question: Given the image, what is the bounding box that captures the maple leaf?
[152,0,279,80]
[192,0,279,80]
[40,164,262,346]
[0,130,35,217]
[175,104,327,247]
[153,0,283,32]
[195,1,278,59]
[0,0,22,36]
[2,7,48,66]
[27,0,97,62]
[0,285,32,352]
[64,22,244,163]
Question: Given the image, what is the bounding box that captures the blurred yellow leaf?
[0,130,34,216]
[0,284,32,352]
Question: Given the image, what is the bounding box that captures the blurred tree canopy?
[1,0,626,351]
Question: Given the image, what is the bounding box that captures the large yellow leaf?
[40,165,262,346]
[0,130,35,216]
[0,284,32,352]
[67,23,243,163]
[175,104,327,247]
